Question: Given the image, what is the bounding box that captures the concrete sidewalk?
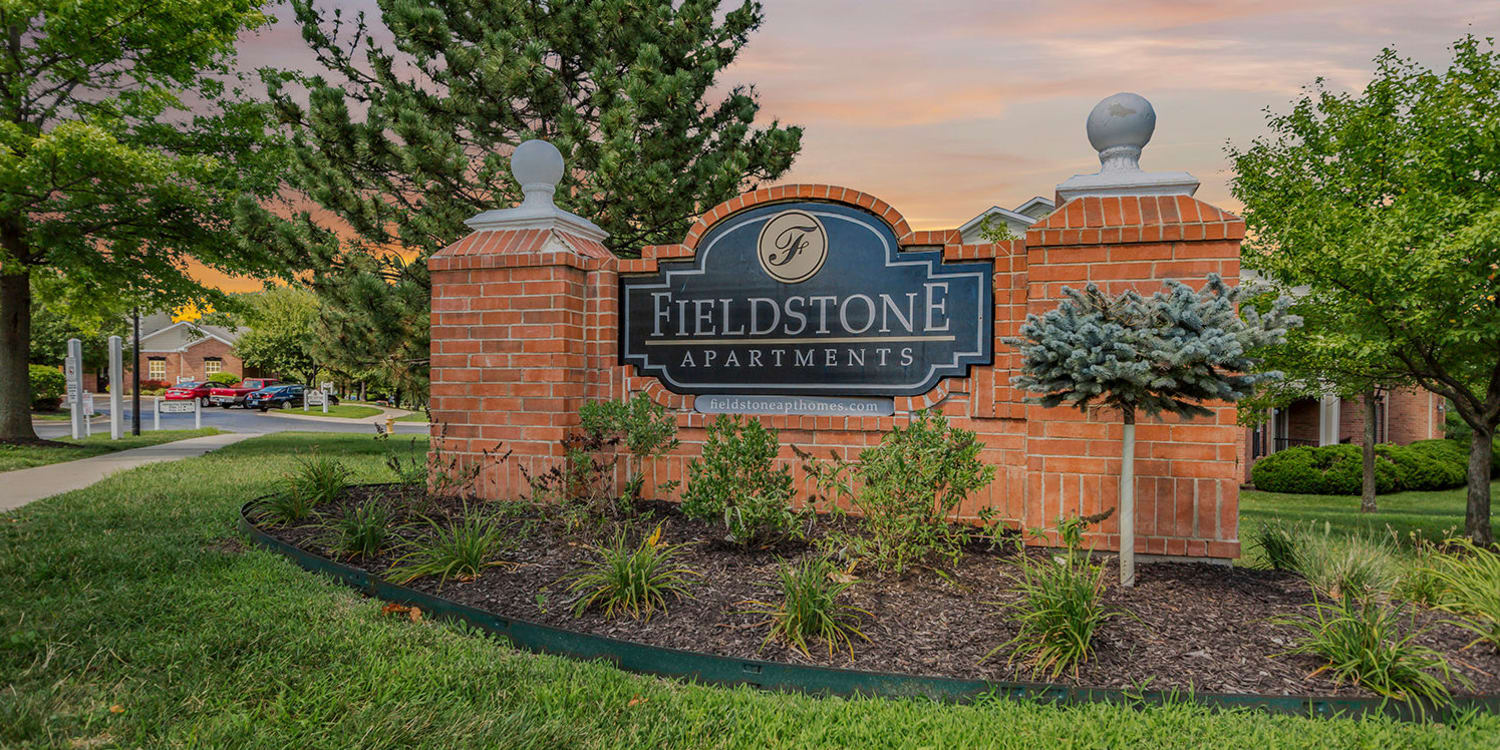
[0,432,255,513]
[260,404,414,426]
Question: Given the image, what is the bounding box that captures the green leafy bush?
[28,364,64,410]
[824,411,995,575]
[578,394,680,501]
[1252,438,1498,495]
[682,416,799,548]
[568,524,695,620]
[1251,444,1398,495]
[989,517,1121,677]
[744,556,869,659]
[389,507,516,584]
[1426,539,1500,652]
[1379,440,1466,492]
[206,371,240,385]
[1277,596,1456,706]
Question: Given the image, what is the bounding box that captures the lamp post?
[131,307,141,436]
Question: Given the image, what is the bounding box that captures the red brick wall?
[429,186,1246,560]
[123,338,246,389]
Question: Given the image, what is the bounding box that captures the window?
[148,359,166,380]
[203,359,222,375]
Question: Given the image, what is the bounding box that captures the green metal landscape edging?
[239,501,1500,722]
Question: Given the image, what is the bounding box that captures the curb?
[238,499,1499,722]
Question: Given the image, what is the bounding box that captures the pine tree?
[1005,275,1296,585]
[244,0,804,399]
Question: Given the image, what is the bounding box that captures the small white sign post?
[81,393,94,437]
[306,389,327,413]
[320,381,333,414]
[157,397,198,428]
[108,335,123,440]
[66,338,83,439]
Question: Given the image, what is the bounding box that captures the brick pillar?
[426,140,617,497]
[1023,194,1246,560]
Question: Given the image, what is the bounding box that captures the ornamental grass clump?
[1291,524,1402,601]
[322,500,396,559]
[1277,596,1457,708]
[568,524,696,621]
[745,556,869,659]
[1250,519,1301,571]
[1426,539,1500,652]
[255,452,355,526]
[988,517,1122,678]
[388,507,515,584]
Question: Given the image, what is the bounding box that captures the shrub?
[1426,539,1500,652]
[1379,440,1466,492]
[1251,444,1399,495]
[682,415,799,548]
[989,517,1121,678]
[388,507,515,584]
[567,524,695,620]
[206,371,240,385]
[1277,596,1456,707]
[137,378,169,392]
[744,556,869,659]
[322,501,395,558]
[578,394,680,501]
[825,411,995,575]
[28,364,64,410]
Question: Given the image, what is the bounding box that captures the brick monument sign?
[429,94,1246,561]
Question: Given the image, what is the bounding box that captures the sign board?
[320,381,334,394]
[305,391,327,406]
[64,357,80,405]
[159,400,195,414]
[177,376,197,384]
[619,201,993,396]
[695,394,894,417]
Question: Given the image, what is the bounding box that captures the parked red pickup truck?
[209,378,280,408]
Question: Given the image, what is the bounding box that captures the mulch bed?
[258,485,1500,698]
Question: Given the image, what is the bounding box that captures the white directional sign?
[159,400,195,414]
[305,391,326,406]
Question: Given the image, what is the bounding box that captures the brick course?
[429,186,1247,559]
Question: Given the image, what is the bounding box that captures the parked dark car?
[245,385,341,412]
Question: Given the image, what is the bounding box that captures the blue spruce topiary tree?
[1005,274,1297,585]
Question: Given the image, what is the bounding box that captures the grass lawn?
[2,432,1497,747]
[28,411,96,422]
[1240,481,1500,549]
[269,403,382,419]
[0,428,223,473]
[393,411,428,422]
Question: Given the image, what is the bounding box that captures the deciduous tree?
[1230,36,1500,544]
[0,0,290,441]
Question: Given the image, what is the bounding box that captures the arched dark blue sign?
[619,201,993,397]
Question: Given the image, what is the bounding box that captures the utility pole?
[131,307,141,436]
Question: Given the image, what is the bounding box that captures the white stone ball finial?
[512,139,565,208]
[1086,92,1156,173]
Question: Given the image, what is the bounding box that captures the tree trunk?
[1120,407,1136,587]
[0,271,37,441]
[1467,427,1494,546]
[1361,390,1377,513]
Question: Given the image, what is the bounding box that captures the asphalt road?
[33,403,431,440]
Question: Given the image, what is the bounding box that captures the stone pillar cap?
[1056,93,1199,202]
[463,139,608,242]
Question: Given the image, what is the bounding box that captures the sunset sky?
[219,0,1499,290]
